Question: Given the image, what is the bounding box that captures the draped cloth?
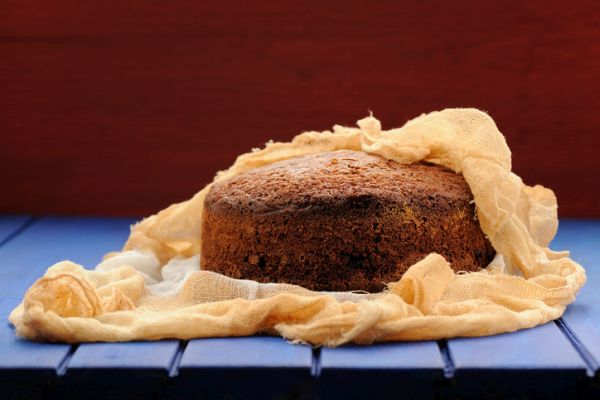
[10,108,586,346]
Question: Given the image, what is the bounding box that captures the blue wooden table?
[0,215,598,399]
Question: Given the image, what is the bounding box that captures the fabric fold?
[9,108,586,346]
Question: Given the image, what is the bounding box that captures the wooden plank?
[448,322,588,399]
[318,341,446,398]
[552,219,600,380]
[0,216,135,399]
[180,337,312,369]
[68,341,180,371]
[320,341,444,370]
[0,215,32,244]
[172,337,314,398]
[58,341,181,400]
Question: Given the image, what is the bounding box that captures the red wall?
[1,1,599,217]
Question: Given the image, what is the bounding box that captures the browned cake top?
[206,150,470,215]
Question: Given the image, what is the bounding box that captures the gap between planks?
[555,318,599,378]
[168,340,188,377]
[310,347,321,377]
[0,216,39,248]
[437,340,455,379]
[56,344,79,376]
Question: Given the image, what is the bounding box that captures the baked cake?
[201,150,495,292]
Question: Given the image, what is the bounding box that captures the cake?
[201,150,495,292]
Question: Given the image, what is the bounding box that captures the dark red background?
[1,1,599,217]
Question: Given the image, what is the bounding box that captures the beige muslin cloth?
[9,108,586,346]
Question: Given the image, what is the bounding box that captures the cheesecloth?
[9,108,586,346]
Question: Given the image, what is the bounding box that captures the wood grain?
[1,1,599,216]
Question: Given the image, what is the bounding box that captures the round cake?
[201,150,495,292]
